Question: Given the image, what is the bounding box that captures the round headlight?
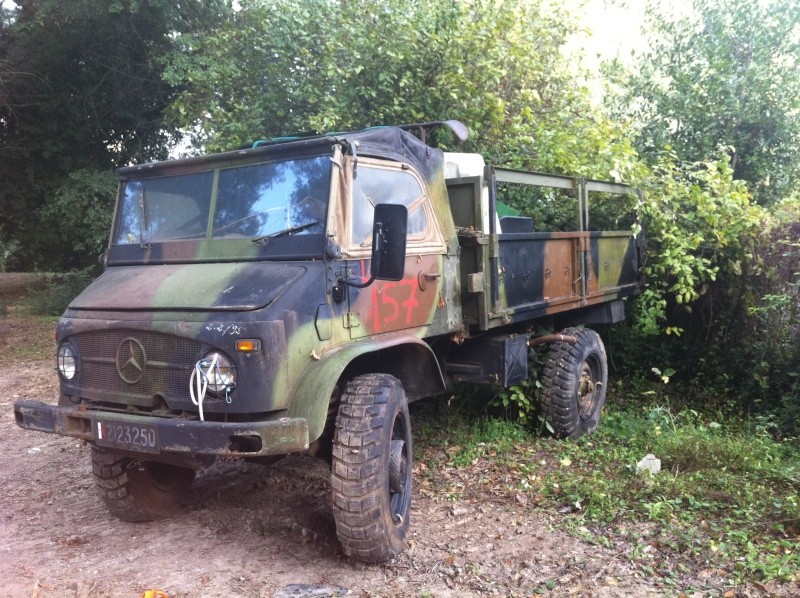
[199,351,236,395]
[57,343,78,380]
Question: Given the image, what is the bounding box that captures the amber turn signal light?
[235,339,261,353]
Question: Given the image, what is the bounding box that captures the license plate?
[96,420,160,453]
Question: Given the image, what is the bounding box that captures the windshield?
[114,156,331,245]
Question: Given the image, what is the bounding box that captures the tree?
[0,0,229,271]
[164,0,639,180]
[622,0,800,204]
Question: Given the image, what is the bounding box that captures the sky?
[567,0,698,67]
[566,0,648,68]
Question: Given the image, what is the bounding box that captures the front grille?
[71,330,209,407]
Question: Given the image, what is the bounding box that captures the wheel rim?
[389,440,405,493]
[388,415,411,526]
[577,354,602,420]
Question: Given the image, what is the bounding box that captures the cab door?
[334,157,447,339]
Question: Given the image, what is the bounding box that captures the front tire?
[91,446,195,522]
[540,327,608,439]
[331,374,412,562]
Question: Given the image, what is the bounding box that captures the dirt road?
[0,352,676,598]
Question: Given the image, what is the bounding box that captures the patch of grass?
[413,390,532,464]
[413,384,800,588]
[541,404,800,584]
[2,314,58,362]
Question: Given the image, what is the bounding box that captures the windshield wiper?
[251,221,320,245]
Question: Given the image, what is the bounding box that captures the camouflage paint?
[14,122,642,462]
[490,229,639,327]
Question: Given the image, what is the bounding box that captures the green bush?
[0,232,21,272]
[28,270,96,316]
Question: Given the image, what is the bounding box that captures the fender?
[287,334,446,442]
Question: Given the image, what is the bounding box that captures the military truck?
[14,120,642,562]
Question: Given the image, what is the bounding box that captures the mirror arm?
[337,274,376,289]
[337,221,385,289]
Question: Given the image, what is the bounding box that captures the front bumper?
[13,400,309,458]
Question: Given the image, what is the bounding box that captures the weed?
[414,382,800,586]
[494,344,549,427]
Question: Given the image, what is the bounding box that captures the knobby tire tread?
[540,327,607,439]
[331,374,410,563]
[91,446,194,522]
[91,446,153,522]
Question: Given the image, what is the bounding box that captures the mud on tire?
[540,327,608,439]
[91,446,195,522]
[331,374,412,563]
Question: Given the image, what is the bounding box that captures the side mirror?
[336,203,407,291]
[370,203,407,281]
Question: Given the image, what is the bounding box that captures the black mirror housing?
[371,204,407,281]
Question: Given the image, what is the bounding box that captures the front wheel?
[539,327,608,439]
[91,446,195,522]
[331,374,412,562]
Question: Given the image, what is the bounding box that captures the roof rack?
[249,119,468,149]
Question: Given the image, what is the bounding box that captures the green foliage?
[27,270,95,316]
[163,0,639,180]
[624,0,800,203]
[716,200,800,430]
[633,152,764,333]
[0,225,20,272]
[497,380,536,425]
[37,169,118,266]
[0,0,228,270]
[495,344,555,433]
[608,11,799,426]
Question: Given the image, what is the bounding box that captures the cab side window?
[351,166,427,246]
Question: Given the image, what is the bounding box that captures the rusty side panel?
[541,237,579,303]
[496,234,580,318]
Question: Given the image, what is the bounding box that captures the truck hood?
[69,263,306,311]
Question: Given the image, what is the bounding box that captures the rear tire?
[91,446,195,522]
[331,374,412,562]
[540,327,608,439]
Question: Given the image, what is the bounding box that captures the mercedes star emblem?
[115,337,147,384]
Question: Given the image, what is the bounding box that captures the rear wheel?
[91,446,195,522]
[331,374,412,562]
[540,327,608,439]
